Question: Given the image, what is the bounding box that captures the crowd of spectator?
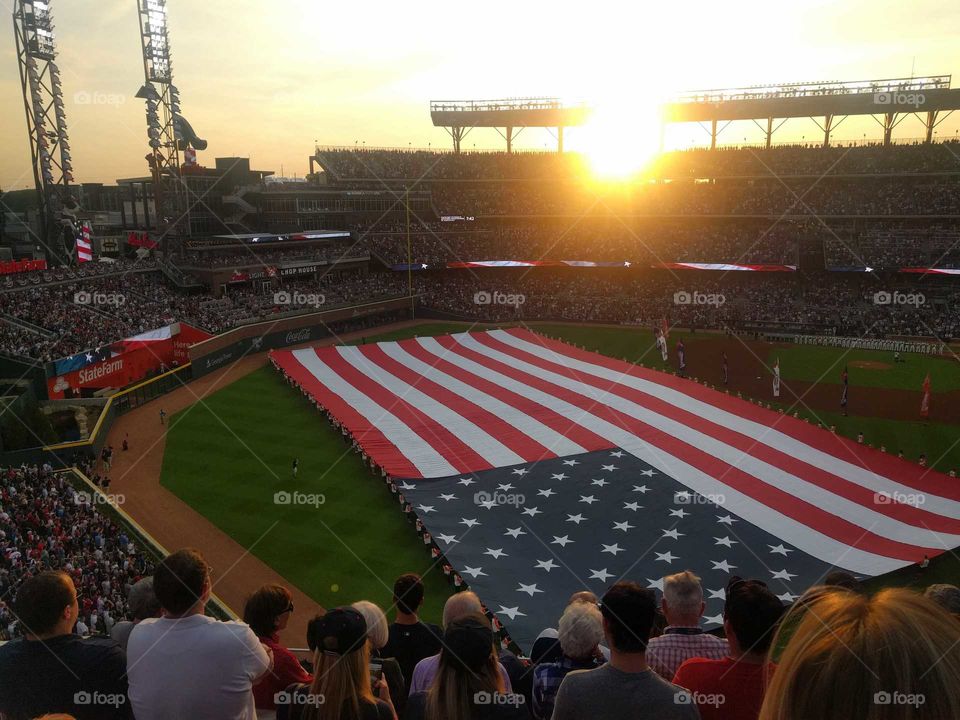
[179,241,367,269]
[0,463,154,644]
[1,546,958,719]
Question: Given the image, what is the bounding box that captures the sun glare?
[581,98,664,181]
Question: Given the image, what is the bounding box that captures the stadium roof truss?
[430,98,590,153]
[663,76,960,148]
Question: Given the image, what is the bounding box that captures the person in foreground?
[381,573,441,695]
[406,613,527,720]
[673,577,783,720]
[758,587,960,720]
[647,570,728,680]
[0,571,130,720]
[126,549,272,720]
[282,606,396,720]
[551,580,700,720]
[245,584,313,713]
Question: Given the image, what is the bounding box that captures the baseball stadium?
[1,2,960,719]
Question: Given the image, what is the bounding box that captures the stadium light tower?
[13,0,76,265]
[134,0,206,256]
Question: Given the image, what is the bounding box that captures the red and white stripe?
[76,223,93,263]
[653,262,797,272]
[271,328,960,575]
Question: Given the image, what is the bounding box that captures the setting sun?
[577,95,665,180]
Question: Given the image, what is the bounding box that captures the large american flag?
[272,329,960,646]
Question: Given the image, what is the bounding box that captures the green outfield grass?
[769,344,960,391]
[161,322,959,628]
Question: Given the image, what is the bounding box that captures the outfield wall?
[189,295,417,378]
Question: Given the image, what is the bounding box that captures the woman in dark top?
[280,607,396,720]
[406,613,528,720]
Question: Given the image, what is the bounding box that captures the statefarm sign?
[46,323,211,399]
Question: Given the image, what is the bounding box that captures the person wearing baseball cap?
[280,607,395,720]
[406,613,526,720]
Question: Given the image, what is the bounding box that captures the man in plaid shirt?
[647,570,728,679]
[532,600,605,720]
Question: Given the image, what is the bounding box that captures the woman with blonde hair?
[352,600,406,717]
[759,587,960,720]
[280,607,396,720]
[406,612,526,720]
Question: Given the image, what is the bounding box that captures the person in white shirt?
[126,548,272,720]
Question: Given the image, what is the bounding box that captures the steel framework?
[13,0,75,264]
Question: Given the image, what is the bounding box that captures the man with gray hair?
[924,583,960,617]
[110,576,161,652]
[646,570,727,679]
[532,600,605,719]
[407,590,513,695]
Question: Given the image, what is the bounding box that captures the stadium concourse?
[2,143,960,720]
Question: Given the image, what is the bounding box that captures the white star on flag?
[458,478,475,486]
[704,614,724,625]
[497,483,515,492]
[538,488,556,498]
[400,482,416,491]
[417,505,435,514]
[613,521,634,532]
[640,469,655,477]
[535,559,558,572]
[517,583,543,597]
[602,543,625,556]
[522,506,542,517]
[662,528,684,540]
[655,551,679,563]
[714,536,738,547]
[461,566,487,579]
[504,527,526,539]
[497,606,526,620]
[512,468,528,476]
[566,513,587,525]
[768,544,793,556]
[589,568,614,582]
[478,499,497,510]
[707,588,726,600]
[579,495,598,505]
[647,578,665,590]
[712,559,737,572]
[610,450,624,458]
[439,493,458,501]
[623,502,642,511]
[633,485,650,493]
[778,592,798,602]
[460,518,480,528]
[669,508,690,518]
[484,548,508,559]
[771,569,797,581]
[717,515,738,525]
[551,473,568,481]
[591,479,609,487]
[601,464,618,472]
[552,535,573,547]
[562,459,580,466]
[437,534,458,544]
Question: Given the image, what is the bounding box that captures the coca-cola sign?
[285,328,311,344]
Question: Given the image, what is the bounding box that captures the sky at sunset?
[1,0,959,188]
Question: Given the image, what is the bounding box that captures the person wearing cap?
[673,577,783,720]
[406,613,527,720]
[551,581,698,720]
[408,591,513,696]
[280,607,395,720]
[126,549,272,720]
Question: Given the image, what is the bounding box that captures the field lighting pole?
[405,185,414,318]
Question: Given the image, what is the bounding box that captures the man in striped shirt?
[647,570,728,680]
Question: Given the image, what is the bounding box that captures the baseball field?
[143,321,960,638]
